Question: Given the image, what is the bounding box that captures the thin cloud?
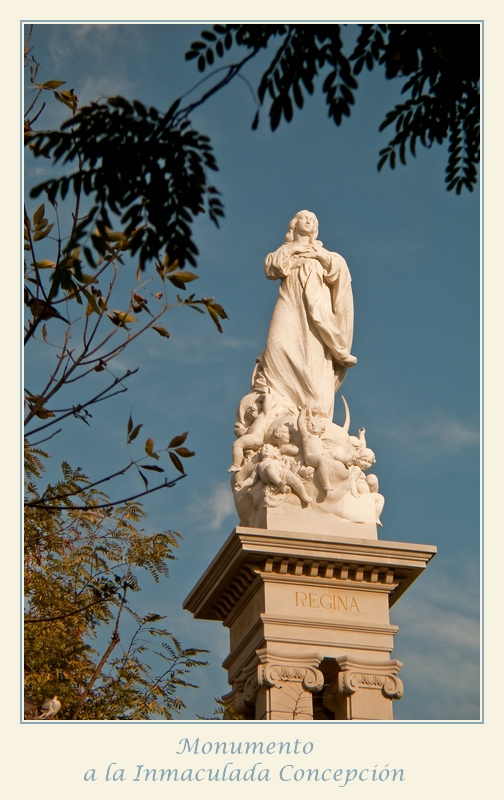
[44,24,146,72]
[153,332,259,366]
[386,414,479,457]
[391,570,480,719]
[76,75,137,107]
[191,482,235,530]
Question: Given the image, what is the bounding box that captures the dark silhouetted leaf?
[169,432,188,448]
[169,452,185,474]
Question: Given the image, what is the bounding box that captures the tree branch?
[25,595,112,624]
[71,587,127,719]
[24,368,138,433]
[25,474,186,511]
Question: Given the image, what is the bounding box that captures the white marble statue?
[230,211,384,533]
[255,210,356,421]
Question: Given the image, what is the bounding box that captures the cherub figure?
[348,447,384,526]
[348,427,368,462]
[348,447,375,495]
[269,422,299,457]
[366,473,385,527]
[229,391,276,472]
[232,449,259,491]
[237,443,312,504]
[297,406,334,492]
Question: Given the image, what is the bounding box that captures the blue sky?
[24,22,480,721]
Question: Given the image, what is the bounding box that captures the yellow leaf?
[42,80,66,89]
[33,228,52,241]
[104,227,125,242]
[35,406,55,419]
[106,310,137,327]
[152,325,170,338]
[145,437,159,460]
[171,271,199,283]
[82,289,101,315]
[35,259,56,269]
[33,204,45,225]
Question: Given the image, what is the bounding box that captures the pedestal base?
[184,525,436,720]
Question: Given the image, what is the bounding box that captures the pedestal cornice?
[183,525,437,621]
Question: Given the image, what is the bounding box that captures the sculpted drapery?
[230,211,383,531]
[258,210,356,421]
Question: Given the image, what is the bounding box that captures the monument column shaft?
[255,683,314,721]
[185,526,436,721]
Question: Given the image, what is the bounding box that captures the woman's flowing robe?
[258,243,354,421]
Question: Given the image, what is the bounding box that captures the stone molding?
[183,527,437,621]
[226,649,324,715]
[257,652,325,693]
[324,656,403,711]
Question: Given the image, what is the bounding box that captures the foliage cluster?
[23,29,227,720]
[25,446,208,720]
[186,23,480,193]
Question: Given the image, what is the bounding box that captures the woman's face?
[294,212,316,238]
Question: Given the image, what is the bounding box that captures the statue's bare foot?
[228,465,240,473]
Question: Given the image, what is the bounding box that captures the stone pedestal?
[184,525,436,720]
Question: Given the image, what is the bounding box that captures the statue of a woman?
[256,210,356,421]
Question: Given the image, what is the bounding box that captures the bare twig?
[29,429,63,447]
[26,474,186,511]
[24,368,138,432]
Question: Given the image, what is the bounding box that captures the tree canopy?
[24,29,225,720]
[186,23,480,193]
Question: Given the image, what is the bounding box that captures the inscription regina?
[295,591,360,612]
